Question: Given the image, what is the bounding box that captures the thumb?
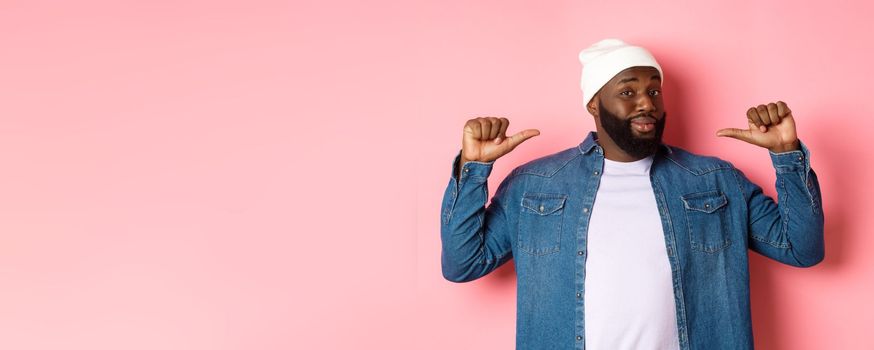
[506,129,541,150]
[716,127,753,143]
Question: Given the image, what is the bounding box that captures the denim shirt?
[440,131,824,350]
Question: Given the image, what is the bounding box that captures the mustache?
[629,112,665,122]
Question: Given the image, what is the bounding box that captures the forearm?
[440,151,512,282]
[745,140,825,267]
[770,144,824,265]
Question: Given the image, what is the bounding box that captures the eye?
[649,89,661,96]
[620,90,633,96]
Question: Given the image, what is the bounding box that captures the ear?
[587,96,599,117]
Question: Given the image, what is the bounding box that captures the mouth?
[630,116,657,133]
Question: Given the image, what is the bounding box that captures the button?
[576,292,582,298]
[583,207,589,213]
[594,170,599,175]
[464,168,469,173]
[798,156,803,161]
[578,251,584,256]
[576,335,583,341]
[539,204,545,212]
[704,204,710,208]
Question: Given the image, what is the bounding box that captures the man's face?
[593,66,666,158]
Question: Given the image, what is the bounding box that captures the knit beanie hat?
[578,38,663,110]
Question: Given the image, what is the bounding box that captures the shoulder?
[661,144,736,175]
[509,146,582,178]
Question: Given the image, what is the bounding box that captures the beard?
[598,100,667,159]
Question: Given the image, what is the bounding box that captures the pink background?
[1,0,872,349]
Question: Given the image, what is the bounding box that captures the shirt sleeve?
[440,150,515,282]
[734,139,825,267]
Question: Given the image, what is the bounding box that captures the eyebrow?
[617,75,662,85]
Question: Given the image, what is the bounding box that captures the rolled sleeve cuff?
[451,150,495,182]
[769,139,811,177]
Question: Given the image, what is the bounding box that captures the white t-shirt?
[583,155,680,350]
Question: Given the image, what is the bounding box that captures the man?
[439,38,824,350]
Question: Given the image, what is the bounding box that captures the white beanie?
[578,38,663,109]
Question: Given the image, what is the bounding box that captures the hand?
[461,117,540,163]
[716,101,800,153]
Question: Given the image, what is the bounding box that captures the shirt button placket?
[579,172,595,348]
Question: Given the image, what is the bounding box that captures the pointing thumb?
[507,129,541,150]
[716,128,752,143]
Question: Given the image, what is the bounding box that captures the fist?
[716,101,800,153]
[461,117,540,163]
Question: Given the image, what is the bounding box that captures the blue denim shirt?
[440,131,824,349]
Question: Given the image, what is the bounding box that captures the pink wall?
[1,0,871,349]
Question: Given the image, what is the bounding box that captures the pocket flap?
[681,190,727,213]
[521,193,568,215]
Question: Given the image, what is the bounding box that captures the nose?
[636,95,656,115]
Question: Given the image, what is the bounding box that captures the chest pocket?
[681,190,732,253]
[518,192,567,256]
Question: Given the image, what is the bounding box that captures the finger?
[747,108,767,133]
[767,103,780,125]
[506,129,541,150]
[488,117,501,140]
[495,118,510,144]
[776,101,791,118]
[470,119,482,139]
[749,120,758,130]
[756,105,771,125]
[754,105,769,132]
[478,118,491,141]
[463,120,474,135]
[747,107,762,128]
[716,127,754,143]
